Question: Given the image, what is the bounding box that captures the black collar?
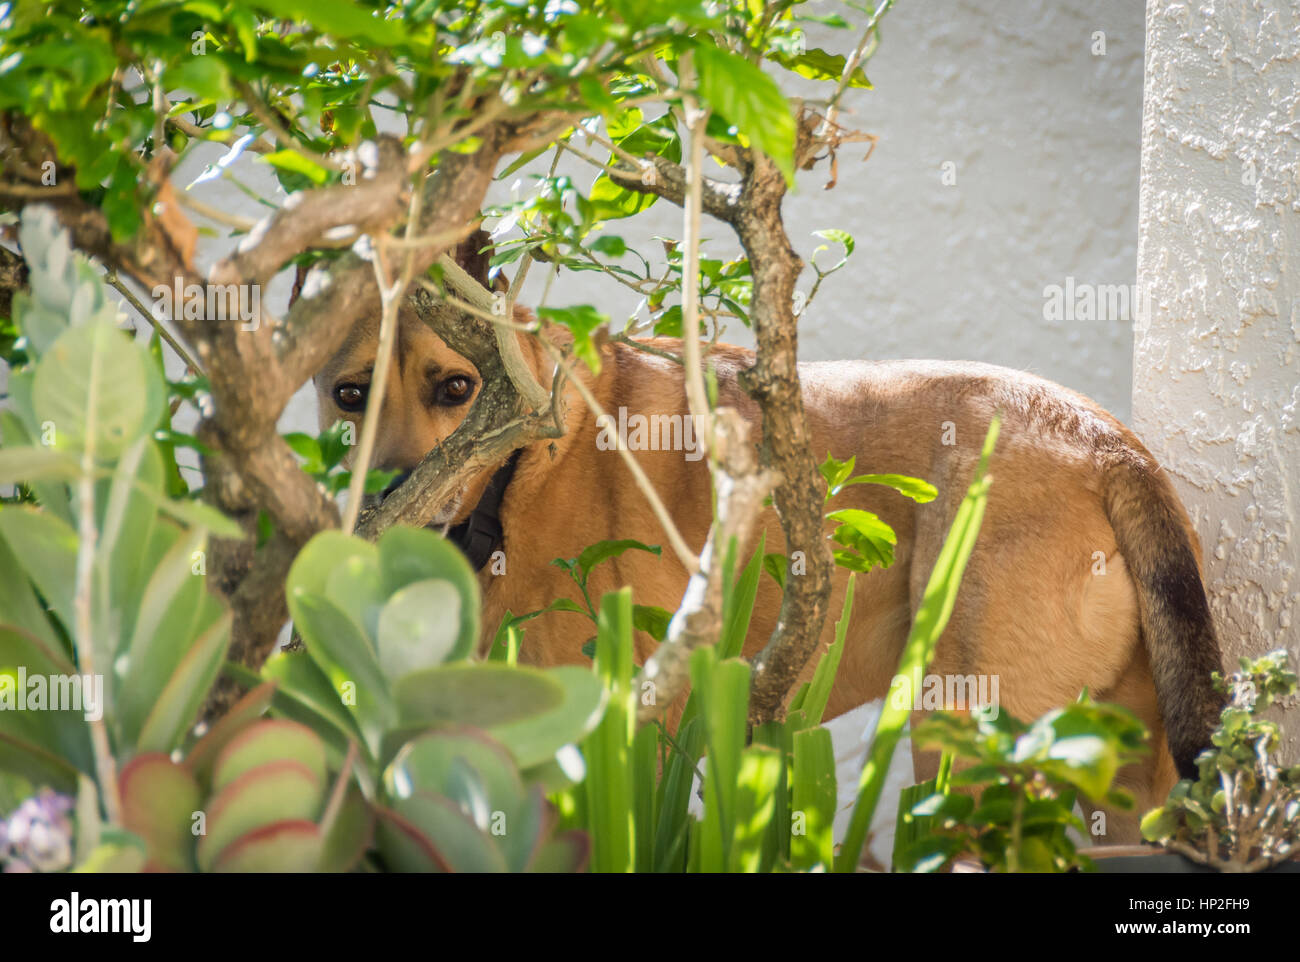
[445,450,522,571]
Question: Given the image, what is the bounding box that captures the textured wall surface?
[1134,0,1300,749]
[774,0,1146,420]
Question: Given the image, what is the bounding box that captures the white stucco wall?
[1133,0,1300,753]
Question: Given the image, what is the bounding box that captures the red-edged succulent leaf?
[318,782,373,873]
[373,805,451,873]
[185,681,277,785]
[196,760,326,872]
[118,753,202,872]
[211,718,326,793]
[210,819,324,873]
[387,791,507,872]
[318,746,373,875]
[527,830,591,873]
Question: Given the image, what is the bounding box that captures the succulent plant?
[0,216,601,872]
[113,684,371,873]
[376,728,588,872]
[1141,649,1300,871]
[237,526,606,871]
[0,209,242,799]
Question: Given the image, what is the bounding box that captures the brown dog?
[315,252,1223,845]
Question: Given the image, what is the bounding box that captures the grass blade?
[835,416,1001,873]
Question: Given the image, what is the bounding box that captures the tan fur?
[316,314,1221,844]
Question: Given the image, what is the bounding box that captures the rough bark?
[612,123,838,725]
[732,153,835,727]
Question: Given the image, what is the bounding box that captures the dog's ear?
[452,227,507,293]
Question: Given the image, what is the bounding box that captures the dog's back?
[495,344,1222,841]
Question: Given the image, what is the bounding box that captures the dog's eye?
[334,382,368,412]
[437,375,474,406]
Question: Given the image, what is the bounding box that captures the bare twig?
[677,54,714,459]
[824,0,895,131]
[342,179,426,535]
[103,269,203,374]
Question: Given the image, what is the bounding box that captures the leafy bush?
[895,698,1148,873]
[1140,649,1300,872]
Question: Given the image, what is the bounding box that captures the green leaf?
[211,719,328,794]
[819,452,856,496]
[730,745,782,872]
[692,649,751,872]
[318,780,373,873]
[383,792,505,872]
[196,761,326,872]
[589,116,681,221]
[632,604,671,642]
[376,578,463,681]
[837,473,937,503]
[210,820,324,873]
[583,588,636,873]
[135,610,232,755]
[116,523,210,745]
[576,538,662,579]
[253,0,406,44]
[719,533,764,660]
[0,446,81,483]
[262,149,331,185]
[589,235,627,257]
[694,44,795,183]
[256,651,370,768]
[394,663,604,770]
[290,592,394,757]
[828,507,897,571]
[185,681,277,782]
[761,551,786,591]
[797,572,855,729]
[768,47,871,89]
[163,56,233,102]
[538,305,608,374]
[811,228,856,275]
[118,754,202,872]
[790,727,836,870]
[73,829,148,873]
[0,507,78,632]
[377,527,480,663]
[34,321,158,461]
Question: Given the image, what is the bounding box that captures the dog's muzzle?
[369,452,521,572]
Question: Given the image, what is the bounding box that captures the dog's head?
[312,230,506,521]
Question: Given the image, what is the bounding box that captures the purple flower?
[2,789,75,873]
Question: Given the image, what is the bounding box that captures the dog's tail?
[1101,451,1223,778]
